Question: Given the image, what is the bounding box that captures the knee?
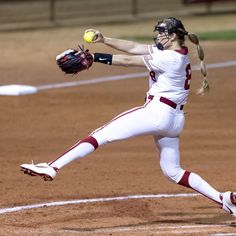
[161,166,185,184]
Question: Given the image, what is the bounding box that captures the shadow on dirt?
[63,214,236,233]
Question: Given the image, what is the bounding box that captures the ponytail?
[187,33,209,95]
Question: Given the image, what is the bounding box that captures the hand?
[84,29,104,43]
[56,46,93,74]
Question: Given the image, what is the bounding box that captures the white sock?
[49,139,97,169]
[189,173,222,204]
[179,171,222,204]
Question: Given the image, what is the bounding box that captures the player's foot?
[221,191,236,216]
[20,162,58,181]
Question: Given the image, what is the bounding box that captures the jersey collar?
[175,47,188,55]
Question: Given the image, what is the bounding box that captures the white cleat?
[20,162,58,181]
[221,191,236,216]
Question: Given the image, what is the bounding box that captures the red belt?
[148,95,184,110]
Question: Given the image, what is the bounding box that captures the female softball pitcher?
[21,17,236,216]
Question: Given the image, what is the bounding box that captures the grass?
[197,30,236,40]
[122,30,236,42]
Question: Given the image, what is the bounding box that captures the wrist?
[94,53,113,65]
[103,37,111,44]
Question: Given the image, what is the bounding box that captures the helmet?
[153,17,188,50]
[154,17,188,40]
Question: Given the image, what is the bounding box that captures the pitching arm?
[84,29,149,55]
[103,37,149,55]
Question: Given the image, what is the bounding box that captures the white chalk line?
[0,193,200,215]
[64,224,230,234]
[1,193,233,234]
[37,60,236,91]
[213,234,236,236]
[4,192,232,234]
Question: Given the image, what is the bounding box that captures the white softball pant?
[50,96,222,204]
[50,96,185,183]
[91,96,185,183]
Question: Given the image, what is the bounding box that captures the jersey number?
[150,71,157,82]
[184,64,191,90]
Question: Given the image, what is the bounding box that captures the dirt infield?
[0,14,236,235]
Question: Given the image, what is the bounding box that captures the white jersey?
[142,45,191,105]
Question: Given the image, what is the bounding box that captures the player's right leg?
[20,100,158,181]
[20,136,99,181]
[21,162,58,181]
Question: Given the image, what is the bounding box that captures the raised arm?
[85,29,150,55]
[103,37,149,55]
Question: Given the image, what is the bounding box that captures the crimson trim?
[175,47,188,55]
[160,96,177,109]
[178,170,191,188]
[79,136,98,150]
[148,95,184,110]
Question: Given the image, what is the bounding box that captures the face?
[154,23,173,50]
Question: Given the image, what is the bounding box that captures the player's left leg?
[154,136,231,210]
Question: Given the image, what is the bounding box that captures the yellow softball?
[83,31,95,43]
